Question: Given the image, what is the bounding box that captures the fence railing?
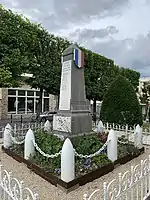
[0,122,47,138]
[83,156,150,200]
[0,164,38,200]
[1,121,150,140]
[93,121,150,146]
[95,120,144,140]
[102,122,150,135]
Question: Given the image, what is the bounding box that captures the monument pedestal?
[53,44,92,136]
[53,105,92,136]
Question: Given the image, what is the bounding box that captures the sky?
[1,0,150,77]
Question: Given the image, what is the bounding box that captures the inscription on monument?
[53,115,71,133]
[59,60,72,110]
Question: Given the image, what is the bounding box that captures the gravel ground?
[0,145,150,200]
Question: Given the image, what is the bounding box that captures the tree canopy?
[0,68,12,87]
[0,5,140,106]
[0,4,39,86]
[100,75,143,126]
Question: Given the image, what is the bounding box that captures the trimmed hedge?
[100,75,143,126]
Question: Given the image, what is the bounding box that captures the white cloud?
[1,0,150,76]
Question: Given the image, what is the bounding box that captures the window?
[27,91,34,96]
[44,98,49,112]
[8,89,16,96]
[27,98,34,113]
[8,89,51,114]
[8,97,16,113]
[18,90,25,96]
[18,97,25,113]
[36,91,40,97]
[35,98,40,113]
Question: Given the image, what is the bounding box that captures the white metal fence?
[0,164,38,200]
[102,122,150,135]
[94,121,150,146]
[0,122,46,138]
[83,156,150,200]
[1,121,150,139]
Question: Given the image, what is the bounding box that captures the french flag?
[73,48,84,68]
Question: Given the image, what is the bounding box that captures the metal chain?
[32,139,61,158]
[74,140,109,159]
[32,139,109,159]
[9,131,25,145]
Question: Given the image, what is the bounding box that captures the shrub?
[100,75,143,126]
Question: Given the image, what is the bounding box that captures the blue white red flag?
[73,48,84,68]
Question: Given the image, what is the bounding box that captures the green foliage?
[32,130,63,172]
[71,134,103,154]
[0,5,39,87]
[12,131,111,176]
[120,68,140,89]
[0,68,12,87]
[92,154,111,166]
[31,132,111,174]
[71,134,112,174]
[83,50,140,102]
[100,75,143,126]
[0,4,140,103]
[118,136,140,158]
[12,131,141,177]
[83,50,120,101]
[26,30,70,96]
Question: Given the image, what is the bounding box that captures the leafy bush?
[117,136,140,158]
[28,132,111,176]
[100,75,143,126]
[32,130,63,173]
[71,135,103,155]
[12,131,140,177]
[71,135,111,175]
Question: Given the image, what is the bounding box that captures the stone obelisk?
[53,44,92,136]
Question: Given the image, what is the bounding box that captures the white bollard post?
[3,123,13,148]
[97,120,104,133]
[107,129,117,162]
[134,124,142,148]
[61,138,75,182]
[44,120,51,132]
[24,129,35,160]
[93,120,104,134]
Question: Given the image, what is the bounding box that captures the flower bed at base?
[1,130,145,192]
[2,146,144,192]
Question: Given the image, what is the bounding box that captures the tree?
[100,75,143,126]
[120,67,140,89]
[26,27,70,119]
[0,5,39,87]
[82,50,120,121]
[0,68,12,87]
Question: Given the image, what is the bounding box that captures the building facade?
[0,85,57,120]
[1,77,149,120]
